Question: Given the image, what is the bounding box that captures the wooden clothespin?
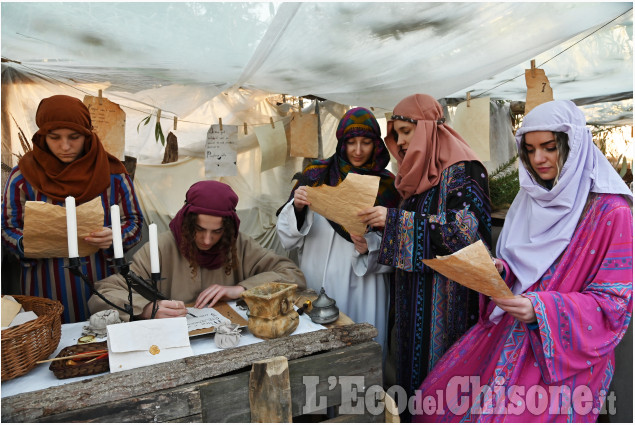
[244,122,248,135]
[270,117,275,129]
[156,109,162,122]
[370,107,375,111]
[219,117,223,132]
[299,97,304,110]
[98,89,103,105]
[466,92,471,107]
[173,116,178,131]
[530,59,536,78]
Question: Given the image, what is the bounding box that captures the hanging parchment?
[254,123,288,171]
[451,96,491,161]
[524,68,554,115]
[422,240,514,298]
[306,173,379,236]
[23,197,104,258]
[83,95,126,160]
[205,124,237,177]
[289,112,318,158]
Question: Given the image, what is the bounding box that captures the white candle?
[110,204,124,259]
[65,196,79,258]
[149,223,160,274]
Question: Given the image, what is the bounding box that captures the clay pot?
[240,282,299,339]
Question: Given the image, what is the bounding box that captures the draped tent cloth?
[18,95,127,203]
[494,100,632,323]
[384,94,480,199]
[169,180,241,271]
[283,107,399,242]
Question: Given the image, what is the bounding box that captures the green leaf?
[620,156,628,177]
[137,115,151,133]
[157,124,165,146]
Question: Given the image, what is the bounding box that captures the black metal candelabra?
[66,257,167,321]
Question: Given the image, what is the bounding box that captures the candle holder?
[66,257,168,321]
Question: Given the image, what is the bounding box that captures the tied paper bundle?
[306,173,380,236]
[422,240,514,299]
[23,197,104,258]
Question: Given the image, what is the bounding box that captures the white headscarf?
[491,100,631,323]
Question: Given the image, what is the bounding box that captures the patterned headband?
[391,114,445,125]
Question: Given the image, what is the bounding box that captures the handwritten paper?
[254,123,288,171]
[289,112,318,158]
[306,173,380,235]
[524,68,554,115]
[205,124,238,177]
[451,96,490,161]
[83,95,126,160]
[23,197,104,258]
[422,240,514,298]
[186,301,248,336]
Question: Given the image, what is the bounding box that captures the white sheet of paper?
[254,123,287,171]
[205,124,238,177]
[186,307,231,332]
[451,96,490,161]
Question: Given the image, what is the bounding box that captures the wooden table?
[1,289,383,422]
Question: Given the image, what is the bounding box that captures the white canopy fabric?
[2,2,632,111]
[1,2,632,252]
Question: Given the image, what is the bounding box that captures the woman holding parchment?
[276,107,400,352]
[1,95,143,323]
[413,100,632,422]
[359,94,491,420]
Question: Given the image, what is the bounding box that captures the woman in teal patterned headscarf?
[276,106,399,359]
[279,107,400,241]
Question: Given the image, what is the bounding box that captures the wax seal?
[149,345,160,355]
[78,335,95,344]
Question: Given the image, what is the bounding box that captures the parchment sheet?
[205,124,238,177]
[524,68,554,115]
[254,123,288,171]
[422,240,514,298]
[83,95,126,160]
[289,112,318,158]
[306,173,380,236]
[451,96,490,161]
[23,197,104,258]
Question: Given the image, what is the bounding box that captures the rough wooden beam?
[2,323,377,422]
[249,356,292,423]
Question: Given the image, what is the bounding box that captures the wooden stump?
[249,356,292,423]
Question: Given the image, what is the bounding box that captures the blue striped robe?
[378,160,491,421]
[2,167,144,323]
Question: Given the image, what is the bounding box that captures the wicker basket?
[1,295,63,381]
[49,341,109,379]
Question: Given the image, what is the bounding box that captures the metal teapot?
[308,287,339,324]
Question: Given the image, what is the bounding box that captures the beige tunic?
[88,231,306,319]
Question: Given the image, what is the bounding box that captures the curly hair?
[179,213,238,278]
[519,131,570,189]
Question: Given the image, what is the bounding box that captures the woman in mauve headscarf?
[276,107,400,353]
[360,94,491,420]
[413,100,632,422]
[90,180,306,320]
[1,95,144,323]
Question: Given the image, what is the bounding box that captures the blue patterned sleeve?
[378,162,491,272]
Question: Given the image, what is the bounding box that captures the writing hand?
[140,299,187,319]
[195,284,245,308]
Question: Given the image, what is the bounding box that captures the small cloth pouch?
[214,323,242,349]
